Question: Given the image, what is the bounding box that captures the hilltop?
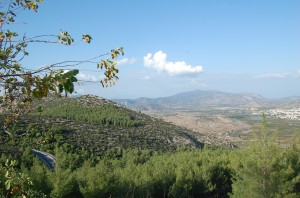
[1,94,234,156]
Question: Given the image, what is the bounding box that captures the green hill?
[1,94,233,156]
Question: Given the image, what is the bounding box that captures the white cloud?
[77,72,101,82]
[254,72,291,79]
[117,57,137,66]
[143,51,204,76]
[254,69,300,79]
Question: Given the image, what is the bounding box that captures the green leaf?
[37,106,43,112]
[82,34,92,43]
[70,76,77,82]
[5,181,11,190]
[58,84,63,93]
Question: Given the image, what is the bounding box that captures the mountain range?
[114,90,300,111]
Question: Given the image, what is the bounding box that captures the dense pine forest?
[1,137,300,197]
[1,95,300,197]
[36,103,142,127]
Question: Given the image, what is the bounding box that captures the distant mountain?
[275,96,300,108]
[114,90,269,111]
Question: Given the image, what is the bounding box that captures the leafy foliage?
[0,159,34,197]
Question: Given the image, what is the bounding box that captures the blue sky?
[16,0,300,99]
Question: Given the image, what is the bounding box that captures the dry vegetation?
[162,113,252,143]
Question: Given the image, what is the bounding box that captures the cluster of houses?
[252,108,300,120]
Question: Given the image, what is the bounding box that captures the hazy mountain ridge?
[114,90,300,111]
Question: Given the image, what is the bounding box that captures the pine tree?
[231,114,280,198]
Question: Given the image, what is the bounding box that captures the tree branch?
[0,51,113,78]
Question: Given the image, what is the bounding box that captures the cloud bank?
[254,70,300,79]
[77,72,101,82]
[144,51,204,76]
[118,57,137,66]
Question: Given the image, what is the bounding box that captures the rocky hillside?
[1,95,234,155]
